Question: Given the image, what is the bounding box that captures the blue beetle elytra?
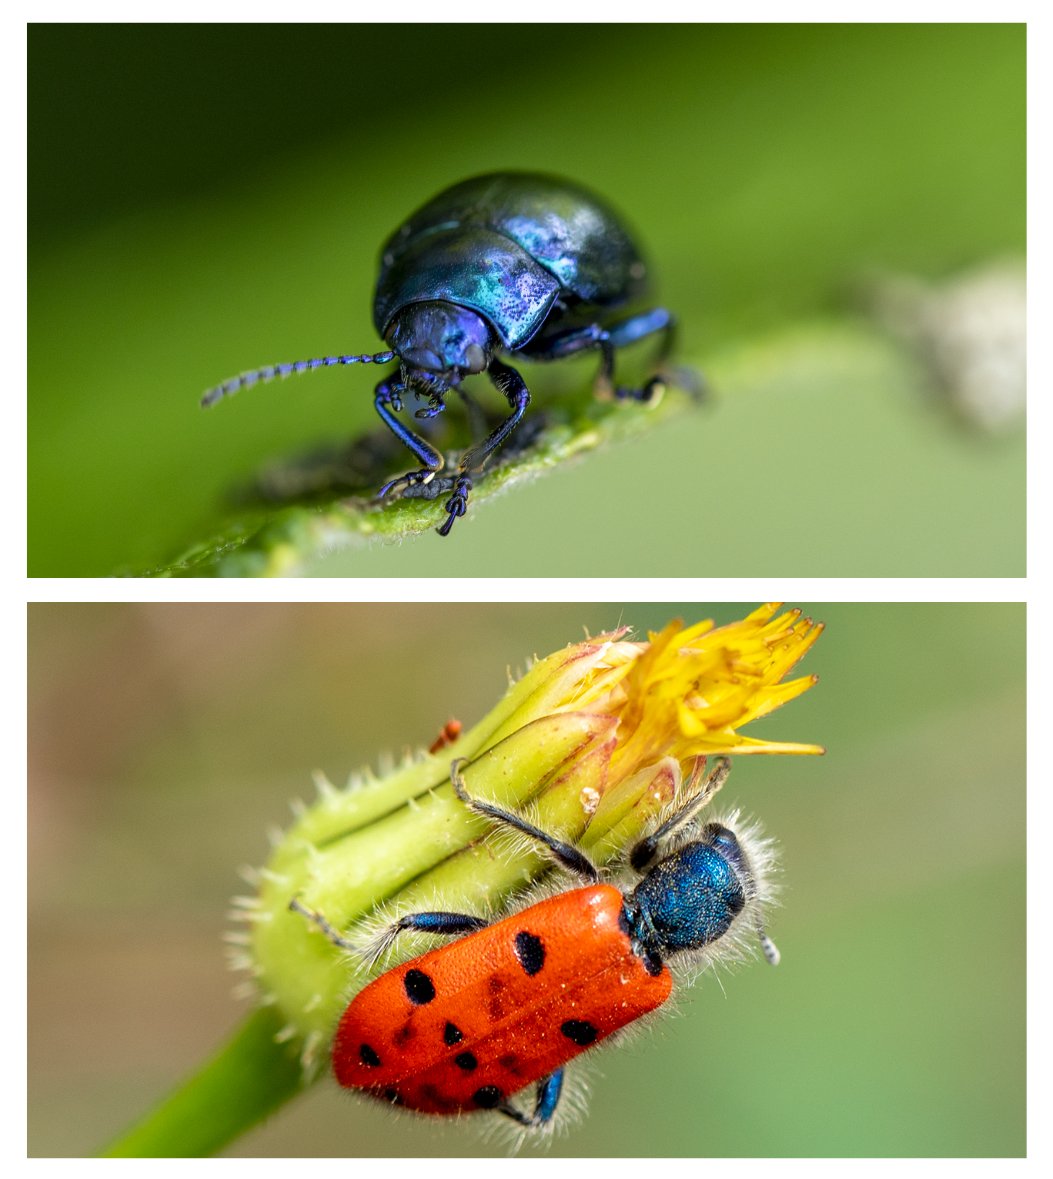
[203,172,684,536]
[290,756,779,1130]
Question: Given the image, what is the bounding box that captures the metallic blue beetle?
[203,172,680,536]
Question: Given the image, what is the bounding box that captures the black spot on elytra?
[561,1019,598,1046]
[382,1087,404,1105]
[473,1085,502,1108]
[443,1021,464,1045]
[454,1051,478,1071]
[359,1043,381,1068]
[404,968,436,1004]
[513,930,545,975]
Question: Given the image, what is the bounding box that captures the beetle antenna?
[201,349,397,408]
[757,924,780,966]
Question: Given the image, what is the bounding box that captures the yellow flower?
[573,603,825,771]
[239,605,823,1067]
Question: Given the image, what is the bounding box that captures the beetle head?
[385,301,494,389]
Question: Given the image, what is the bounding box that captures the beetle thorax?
[385,301,494,385]
[625,826,750,961]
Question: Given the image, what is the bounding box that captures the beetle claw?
[614,378,666,406]
[437,476,473,537]
[376,469,436,499]
[414,392,447,420]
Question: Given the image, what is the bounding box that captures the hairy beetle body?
[291,758,778,1130]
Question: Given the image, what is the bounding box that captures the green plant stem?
[100,1007,310,1157]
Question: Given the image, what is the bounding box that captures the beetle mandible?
[203,172,682,536]
[290,756,779,1130]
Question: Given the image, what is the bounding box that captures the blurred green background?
[29,24,1025,576]
[28,603,1025,1156]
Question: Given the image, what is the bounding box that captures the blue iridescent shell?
[373,172,649,350]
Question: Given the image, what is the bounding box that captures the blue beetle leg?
[628,756,731,873]
[365,910,490,963]
[605,307,674,351]
[373,375,446,498]
[601,307,678,403]
[386,911,489,938]
[450,758,600,883]
[289,897,488,963]
[520,323,616,396]
[606,309,704,402]
[498,1069,565,1128]
[459,358,531,474]
[436,359,531,535]
[436,475,472,537]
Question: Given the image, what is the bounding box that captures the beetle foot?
[437,476,473,537]
[614,377,666,406]
[659,364,707,403]
[376,469,437,499]
[414,392,447,420]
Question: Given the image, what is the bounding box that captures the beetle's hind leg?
[372,373,447,500]
[497,1069,565,1128]
[603,307,701,404]
[523,309,697,403]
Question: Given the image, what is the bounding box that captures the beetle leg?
[520,323,616,395]
[373,374,446,499]
[363,909,491,965]
[628,756,731,873]
[385,911,489,938]
[460,358,532,473]
[288,897,358,952]
[289,897,488,964]
[436,475,473,537]
[498,1069,564,1128]
[522,312,689,403]
[450,758,600,883]
[436,359,530,535]
[605,308,705,402]
[605,307,674,403]
[605,306,674,351]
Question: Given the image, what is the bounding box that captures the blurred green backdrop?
[28,603,1025,1156]
[29,24,1025,576]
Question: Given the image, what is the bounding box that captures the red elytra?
[332,884,672,1115]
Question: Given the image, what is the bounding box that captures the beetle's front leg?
[436,359,531,536]
[372,374,446,499]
